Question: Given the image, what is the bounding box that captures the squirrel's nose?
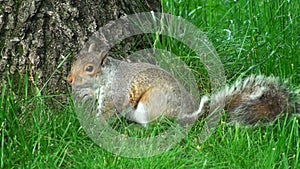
[67,75,73,85]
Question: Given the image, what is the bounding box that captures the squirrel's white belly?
[130,103,149,126]
[95,86,105,117]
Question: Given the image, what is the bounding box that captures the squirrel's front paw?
[73,88,95,103]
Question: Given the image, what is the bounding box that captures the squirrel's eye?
[85,65,94,72]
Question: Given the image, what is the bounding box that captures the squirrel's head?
[67,43,108,87]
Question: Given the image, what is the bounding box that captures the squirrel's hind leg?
[126,88,168,126]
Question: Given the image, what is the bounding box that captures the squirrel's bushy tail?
[203,75,299,127]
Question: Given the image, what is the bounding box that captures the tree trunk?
[0,0,160,99]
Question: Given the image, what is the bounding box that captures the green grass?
[1,0,300,168]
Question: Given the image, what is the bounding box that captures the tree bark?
[0,0,160,99]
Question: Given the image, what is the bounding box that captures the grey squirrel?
[67,43,300,127]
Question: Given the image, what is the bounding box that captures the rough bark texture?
[0,0,160,101]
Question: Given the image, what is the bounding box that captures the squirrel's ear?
[88,43,96,53]
[98,50,108,66]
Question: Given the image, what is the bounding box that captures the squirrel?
[67,43,300,127]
